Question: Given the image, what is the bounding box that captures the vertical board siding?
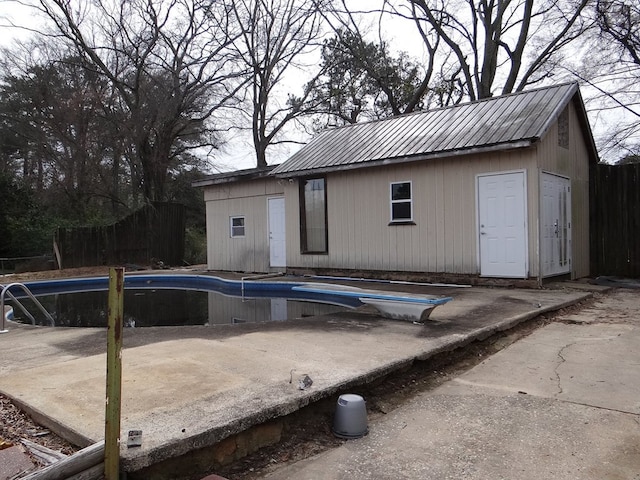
[568,103,591,279]
[591,163,640,277]
[287,151,539,276]
[205,179,284,273]
[203,98,594,281]
[536,101,591,279]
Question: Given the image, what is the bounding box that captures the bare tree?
[589,0,640,158]
[34,0,247,202]
[388,0,594,100]
[229,0,326,168]
[597,0,640,64]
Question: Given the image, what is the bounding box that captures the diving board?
[292,283,453,323]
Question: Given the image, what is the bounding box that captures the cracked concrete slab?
[259,289,640,480]
[439,322,640,414]
[0,282,591,474]
[263,392,640,480]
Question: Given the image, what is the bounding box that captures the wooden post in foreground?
[105,267,124,479]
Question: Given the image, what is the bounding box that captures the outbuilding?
[194,82,598,285]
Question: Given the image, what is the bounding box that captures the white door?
[478,172,528,278]
[541,173,571,277]
[268,197,286,268]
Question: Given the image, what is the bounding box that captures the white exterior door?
[268,197,286,268]
[541,173,571,277]
[478,172,528,278]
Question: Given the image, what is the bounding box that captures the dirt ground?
[4,266,119,284]
[0,267,631,479]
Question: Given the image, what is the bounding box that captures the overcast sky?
[0,1,635,168]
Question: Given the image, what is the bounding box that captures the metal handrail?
[1,283,55,333]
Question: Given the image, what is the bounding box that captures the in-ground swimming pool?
[3,274,362,328]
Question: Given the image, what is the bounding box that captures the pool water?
[10,289,352,327]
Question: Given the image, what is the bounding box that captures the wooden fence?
[55,202,186,268]
[591,163,640,277]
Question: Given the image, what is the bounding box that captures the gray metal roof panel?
[192,166,275,187]
[435,101,487,151]
[361,115,408,160]
[271,83,581,176]
[451,99,504,149]
[403,107,458,155]
[398,110,442,154]
[404,108,451,153]
[533,84,578,140]
[499,90,552,141]
[370,114,424,160]
[470,93,529,146]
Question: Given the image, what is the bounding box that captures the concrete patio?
[0,277,596,478]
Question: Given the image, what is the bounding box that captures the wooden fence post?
[105,267,124,479]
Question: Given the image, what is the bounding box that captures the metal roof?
[192,166,275,188]
[272,82,595,177]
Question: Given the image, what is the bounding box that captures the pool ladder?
[1,283,55,333]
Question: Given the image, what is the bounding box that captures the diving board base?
[358,297,436,323]
[292,283,452,323]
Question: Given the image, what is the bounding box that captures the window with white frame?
[390,181,413,222]
[230,216,245,238]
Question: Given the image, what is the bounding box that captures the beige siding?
[202,99,592,281]
[535,101,591,279]
[286,150,540,276]
[204,179,284,273]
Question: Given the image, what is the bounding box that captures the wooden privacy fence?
[591,163,640,277]
[55,202,186,268]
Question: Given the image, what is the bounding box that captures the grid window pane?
[392,182,411,200]
[230,216,245,237]
[390,182,413,222]
[392,202,411,220]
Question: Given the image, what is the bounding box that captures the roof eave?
[571,90,600,165]
[534,83,579,140]
[192,166,276,187]
[273,140,536,178]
